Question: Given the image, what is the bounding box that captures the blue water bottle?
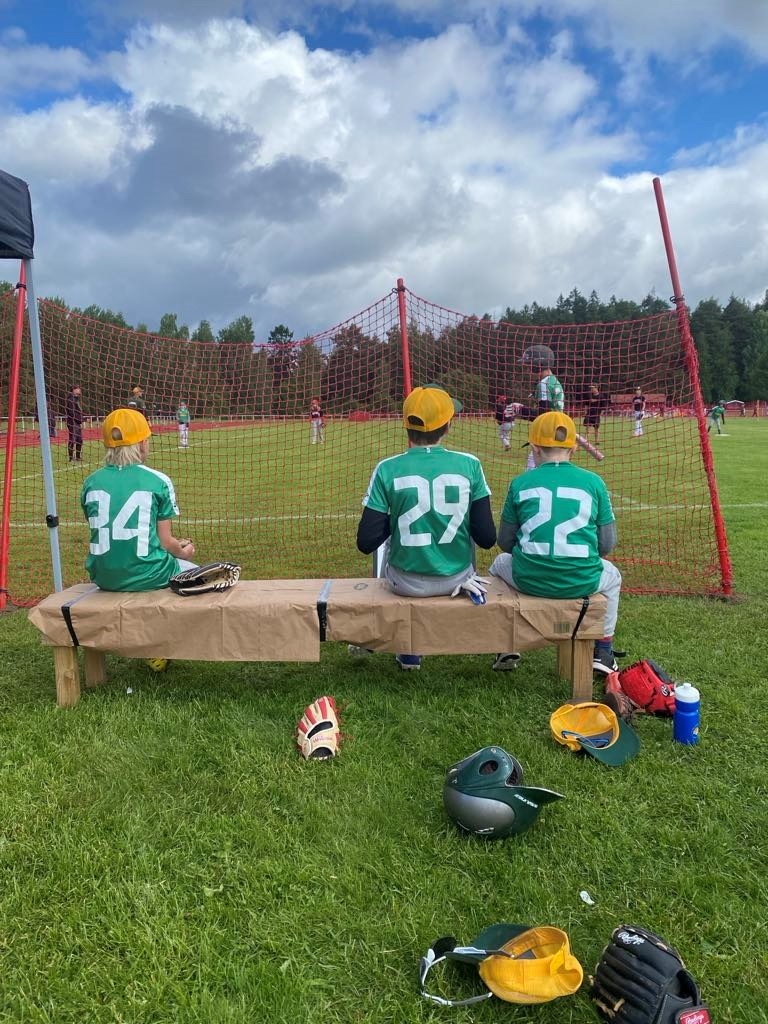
[673,682,700,745]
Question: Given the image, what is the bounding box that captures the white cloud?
[0,36,101,97]
[0,98,147,184]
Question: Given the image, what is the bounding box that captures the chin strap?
[418,937,512,1007]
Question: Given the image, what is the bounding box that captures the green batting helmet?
[521,344,555,370]
[443,747,563,839]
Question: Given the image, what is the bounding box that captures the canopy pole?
[25,259,64,592]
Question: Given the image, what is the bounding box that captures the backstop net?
[0,280,730,605]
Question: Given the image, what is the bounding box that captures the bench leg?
[570,640,594,701]
[557,640,594,701]
[84,650,107,689]
[53,647,81,708]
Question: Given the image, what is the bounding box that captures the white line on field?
[6,504,766,530]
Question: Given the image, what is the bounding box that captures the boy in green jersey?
[177,402,191,448]
[706,402,725,435]
[489,411,622,676]
[81,408,196,593]
[355,385,497,669]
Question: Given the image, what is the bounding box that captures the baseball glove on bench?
[592,924,710,1024]
[169,561,241,596]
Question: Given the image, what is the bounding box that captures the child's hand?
[179,539,195,557]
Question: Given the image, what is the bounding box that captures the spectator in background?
[65,384,83,462]
[35,406,57,439]
[128,386,146,415]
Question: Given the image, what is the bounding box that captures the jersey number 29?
[393,473,470,546]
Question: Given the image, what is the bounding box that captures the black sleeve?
[515,401,551,421]
[469,496,496,549]
[356,507,391,554]
[497,518,518,553]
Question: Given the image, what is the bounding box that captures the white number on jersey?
[393,473,470,546]
[86,489,154,556]
[518,486,592,558]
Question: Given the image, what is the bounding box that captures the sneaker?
[348,645,373,658]
[593,648,619,675]
[395,654,422,670]
[492,652,522,671]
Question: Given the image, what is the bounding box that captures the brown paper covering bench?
[28,578,607,708]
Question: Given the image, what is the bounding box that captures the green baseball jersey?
[363,445,491,576]
[536,373,564,410]
[709,404,724,420]
[80,464,181,591]
[177,405,191,423]
[500,461,614,598]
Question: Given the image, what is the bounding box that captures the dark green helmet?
[521,344,555,370]
[443,747,563,839]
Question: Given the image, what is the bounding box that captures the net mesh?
[0,282,729,605]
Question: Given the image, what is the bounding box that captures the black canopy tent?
[0,168,63,594]
[0,169,35,259]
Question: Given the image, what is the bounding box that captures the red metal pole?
[0,263,27,610]
[652,176,733,596]
[396,278,412,396]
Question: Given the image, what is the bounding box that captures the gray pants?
[385,562,475,598]
[489,552,622,637]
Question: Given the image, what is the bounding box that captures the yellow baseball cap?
[549,702,639,766]
[478,926,584,1004]
[102,408,151,447]
[403,386,461,432]
[528,411,576,448]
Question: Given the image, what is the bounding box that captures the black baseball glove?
[169,561,241,596]
[591,925,710,1024]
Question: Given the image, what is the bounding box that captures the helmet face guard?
[443,747,563,838]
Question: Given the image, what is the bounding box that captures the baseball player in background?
[355,385,496,670]
[583,385,606,445]
[177,402,191,448]
[494,394,518,451]
[707,401,725,435]
[518,345,565,469]
[309,397,325,444]
[633,388,646,436]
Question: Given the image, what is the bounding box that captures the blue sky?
[2,0,767,338]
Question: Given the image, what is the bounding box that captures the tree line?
[1,282,767,420]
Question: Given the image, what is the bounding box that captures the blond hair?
[104,441,146,467]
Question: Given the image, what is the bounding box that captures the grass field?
[0,418,767,1022]
[2,411,745,602]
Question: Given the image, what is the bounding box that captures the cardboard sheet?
[28,580,323,661]
[323,578,607,655]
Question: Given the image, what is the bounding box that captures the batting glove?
[450,573,489,605]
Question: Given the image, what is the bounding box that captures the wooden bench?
[27,579,607,708]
